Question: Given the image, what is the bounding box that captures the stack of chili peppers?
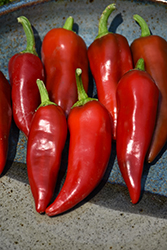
[0,3,167,216]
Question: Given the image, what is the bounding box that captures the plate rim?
[0,0,167,17]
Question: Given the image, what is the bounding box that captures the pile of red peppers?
[0,3,167,216]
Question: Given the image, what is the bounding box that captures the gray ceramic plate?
[0,0,167,199]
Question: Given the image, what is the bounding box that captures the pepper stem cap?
[133,14,151,37]
[63,16,74,31]
[36,79,57,109]
[96,3,116,40]
[135,58,145,71]
[72,68,97,108]
[17,16,38,56]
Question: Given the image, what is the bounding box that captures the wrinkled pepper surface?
[131,14,167,163]
[45,68,112,216]
[8,16,45,137]
[41,16,89,117]
[88,3,133,140]
[0,71,12,175]
[27,79,67,214]
[116,58,159,204]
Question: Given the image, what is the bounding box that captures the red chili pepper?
[0,71,12,175]
[116,58,159,204]
[26,79,67,213]
[45,68,112,216]
[41,16,89,117]
[8,16,45,137]
[131,14,167,163]
[88,4,133,140]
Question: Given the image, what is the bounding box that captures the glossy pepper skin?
[8,16,45,137]
[131,14,167,163]
[41,16,89,117]
[88,4,133,140]
[45,68,112,216]
[0,71,12,175]
[26,79,67,214]
[116,59,159,204]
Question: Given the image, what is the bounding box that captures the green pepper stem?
[75,68,88,101]
[135,58,145,71]
[72,68,97,108]
[36,79,57,109]
[133,14,151,37]
[17,16,38,56]
[63,16,74,31]
[96,3,116,39]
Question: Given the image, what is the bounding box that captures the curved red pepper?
[41,16,89,117]
[26,79,67,213]
[8,16,45,137]
[88,4,133,140]
[131,14,167,163]
[0,71,12,175]
[116,59,159,204]
[45,68,112,216]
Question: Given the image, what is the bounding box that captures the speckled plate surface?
[0,0,167,199]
